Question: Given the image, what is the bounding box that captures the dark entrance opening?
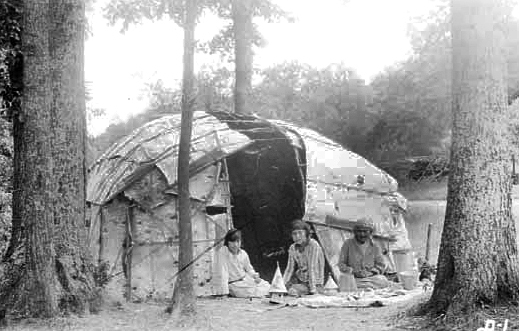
[210,111,306,280]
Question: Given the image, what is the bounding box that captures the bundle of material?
[417,258,436,282]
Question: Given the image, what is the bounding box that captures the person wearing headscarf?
[283,219,325,296]
[212,228,270,298]
[338,217,390,289]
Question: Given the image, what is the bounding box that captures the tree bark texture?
[428,0,519,315]
[48,0,96,314]
[169,0,197,318]
[0,0,96,319]
[232,0,253,114]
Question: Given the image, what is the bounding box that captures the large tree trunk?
[48,0,96,313]
[428,0,519,316]
[168,0,197,319]
[232,0,253,114]
[0,0,96,319]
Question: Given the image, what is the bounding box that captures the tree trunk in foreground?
[48,0,96,313]
[0,0,96,319]
[168,0,197,319]
[428,0,519,316]
[232,0,253,114]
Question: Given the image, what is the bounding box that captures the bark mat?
[293,286,426,308]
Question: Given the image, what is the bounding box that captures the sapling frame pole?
[425,223,432,262]
[125,204,135,302]
[98,207,105,265]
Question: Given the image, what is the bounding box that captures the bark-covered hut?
[86,110,409,301]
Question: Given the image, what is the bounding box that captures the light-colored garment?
[226,247,254,282]
[228,274,270,298]
[338,238,387,275]
[283,238,325,293]
[388,213,412,251]
[211,246,270,297]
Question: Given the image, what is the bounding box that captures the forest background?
[2,0,519,256]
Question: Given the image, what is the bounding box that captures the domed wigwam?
[85,110,410,301]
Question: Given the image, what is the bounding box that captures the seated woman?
[283,220,325,296]
[212,228,270,298]
[338,218,391,289]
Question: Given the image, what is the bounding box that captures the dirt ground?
[6,286,519,331]
[4,292,430,331]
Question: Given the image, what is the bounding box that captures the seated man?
[338,218,390,289]
[212,228,270,298]
[283,220,325,296]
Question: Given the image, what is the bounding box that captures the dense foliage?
[0,0,20,256]
[0,0,22,120]
[0,117,11,256]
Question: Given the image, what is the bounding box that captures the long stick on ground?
[425,223,432,262]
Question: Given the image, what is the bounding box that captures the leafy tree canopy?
[104,0,292,59]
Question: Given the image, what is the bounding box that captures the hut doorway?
[211,111,307,280]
